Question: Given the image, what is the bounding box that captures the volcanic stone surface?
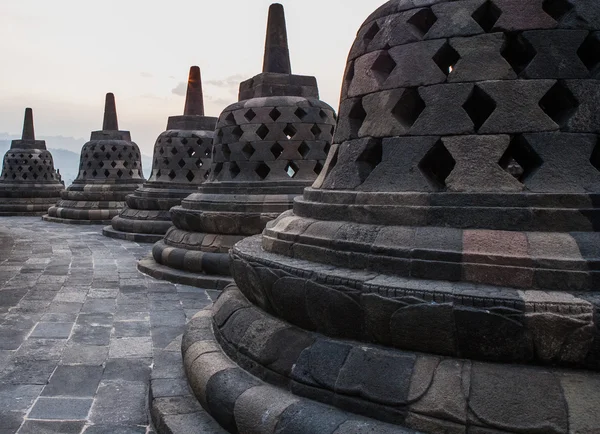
[141,3,336,288]
[183,1,600,433]
[0,108,64,216]
[44,93,145,225]
[104,67,218,243]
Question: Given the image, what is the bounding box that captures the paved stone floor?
[0,217,219,434]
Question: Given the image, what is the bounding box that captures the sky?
[0,0,384,155]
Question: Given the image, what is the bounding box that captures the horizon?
[0,0,384,156]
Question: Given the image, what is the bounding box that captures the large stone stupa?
[182,1,600,433]
[44,93,145,224]
[0,108,64,216]
[103,67,217,242]
[138,3,336,288]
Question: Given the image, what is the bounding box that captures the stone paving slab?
[0,217,223,434]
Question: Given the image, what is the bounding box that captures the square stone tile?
[0,360,57,385]
[81,299,116,314]
[89,381,147,425]
[103,358,151,382]
[28,397,93,420]
[42,365,103,397]
[113,321,150,338]
[70,325,111,346]
[29,323,73,339]
[60,343,108,366]
[17,420,85,434]
[14,339,66,361]
[82,425,146,434]
[109,337,152,359]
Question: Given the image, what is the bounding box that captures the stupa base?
[183,285,600,434]
[102,226,164,243]
[42,214,113,225]
[182,306,409,434]
[137,255,233,290]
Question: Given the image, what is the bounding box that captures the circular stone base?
[0,211,47,217]
[137,256,233,290]
[102,226,164,243]
[42,215,113,225]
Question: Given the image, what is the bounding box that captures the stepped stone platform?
[0,217,223,434]
[0,108,64,216]
[140,3,336,289]
[104,67,217,243]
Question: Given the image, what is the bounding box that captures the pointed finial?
[262,3,291,74]
[102,93,119,131]
[22,108,35,140]
[183,66,205,116]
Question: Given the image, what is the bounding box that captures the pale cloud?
[206,74,247,89]
[140,72,153,78]
[171,82,187,96]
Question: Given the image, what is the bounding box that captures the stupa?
[103,67,217,242]
[44,93,145,224]
[0,109,64,215]
[138,3,336,288]
[182,1,600,432]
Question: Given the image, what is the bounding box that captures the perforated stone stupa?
[103,67,217,242]
[0,108,64,215]
[44,93,145,224]
[138,3,336,288]
[181,1,600,433]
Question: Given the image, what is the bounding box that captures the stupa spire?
[21,108,35,140]
[262,3,291,74]
[183,66,205,116]
[102,93,119,131]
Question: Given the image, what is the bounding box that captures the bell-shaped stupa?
[0,108,64,215]
[103,67,217,242]
[138,3,336,288]
[44,93,145,224]
[181,1,600,432]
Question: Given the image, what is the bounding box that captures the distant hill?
[0,139,153,187]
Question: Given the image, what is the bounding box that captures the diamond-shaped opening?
[418,140,456,189]
[271,142,284,159]
[111,145,117,152]
[542,0,573,22]
[105,153,111,159]
[166,138,173,144]
[407,8,438,37]
[221,144,231,160]
[356,139,383,183]
[242,143,255,159]
[204,170,211,180]
[371,51,397,83]
[283,124,297,140]
[363,22,380,43]
[159,148,165,155]
[225,112,236,125]
[285,161,299,178]
[311,124,322,139]
[27,166,33,172]
[181,138,188,145]
[253,125,267,140]
[104,169,110,177]
[87,161,92,168]
[498,135,543,182]
[269,108,282,121]
[345,61,355,85]
[232,126,244,141]
[577,33,600,72]
[392,88,426,129]
[92,170,98,177]
[324,143,331,155]
[255,163,271,180]
[432,42,460,76]
[32,173,38,180]
[295,107,307,120]
[501,33,537,75]
[244,109,256,121]
[187,147,195,157]
[472,1,502,33]
[196,159,203,167]
[298,141,310,158]
[168,169,177,180]
[230,162,241,178]
[314,161,324,175]
[348,99,367,137]
[319,109,329,121]
[156,170,162,178]
[204,148,211,157]
[463,85,497,132]
[170,147,178,155]
[100,145,106,151]
[213,163,223,175]
[38,166,43,171]
[111,161,117,168]
[116,169,123,178]
[186,170,195,182]
[124,161,129,168]
[178,159,186,168]
[22,173,27,180]
[129,170,134,176]
[539,81,579,127]
[589,139,600,172]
